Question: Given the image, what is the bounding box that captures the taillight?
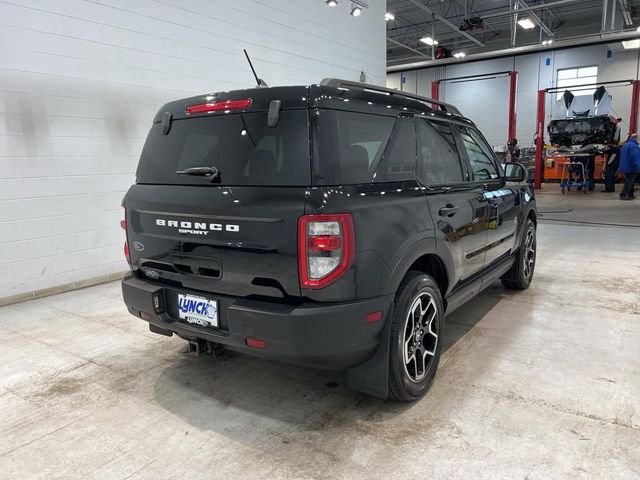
[298,213,355,289]
[186,99,252,115]
[121,207,131,264]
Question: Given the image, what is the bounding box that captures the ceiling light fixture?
[542,39,553,46]
[517,18,536,29]
[420,36,439,46]
[622,39,640,49]
[350,3,362,16]
[453,52,466,58]
[325,0,337,6]
[385,12,395,21]
[637,26,640,32]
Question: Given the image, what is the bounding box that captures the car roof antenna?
[243,49,268,88]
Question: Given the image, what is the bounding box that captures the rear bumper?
[121,274,394,368]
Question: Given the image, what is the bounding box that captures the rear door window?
[373,117,417,183]
[136,110,310,186]
[417,119,464,184]
[314,110,396,185]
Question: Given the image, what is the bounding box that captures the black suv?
[121,79,536,402]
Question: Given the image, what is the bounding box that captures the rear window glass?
[314,110,396,185]
[417,119,463,184]
[373,117,416,183]
[136,111,310,186]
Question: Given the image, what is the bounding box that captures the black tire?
[388,272,444,402]
[501,218,536,290]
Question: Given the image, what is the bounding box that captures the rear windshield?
[136,110,310,186]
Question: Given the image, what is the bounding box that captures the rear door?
[416,118,489,285]
[456,125,518,266]
[124,108,310,299]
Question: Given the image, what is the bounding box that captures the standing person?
[601,144,620,193]
[614,118,623,143]
[619,133,640,200]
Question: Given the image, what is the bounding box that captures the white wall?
[0,0,386,302]
[387,44,640,148]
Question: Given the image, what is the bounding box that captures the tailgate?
[124,184,307,298]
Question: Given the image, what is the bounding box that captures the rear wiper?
[176,166,221,183]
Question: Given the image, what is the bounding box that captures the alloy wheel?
[402,292,439,383]
[523,227,536,279]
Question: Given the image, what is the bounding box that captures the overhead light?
[517,18,536,29]
[385,12,395,21]
[453,52,466,58]
[637,26,640,32]
[350,3,361,16]
[325,0,337,6]
[622,39,640,49]
[420,36,439,46]
[542,39,553,46]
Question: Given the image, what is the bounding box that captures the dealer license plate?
[177,293,219,328]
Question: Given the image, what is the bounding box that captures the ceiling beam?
[481,0,583,20]
[386,36,432,58]
[618,0,633,26]
[520,1,554,37]
[387,28,640,71]
[405,0,486,47]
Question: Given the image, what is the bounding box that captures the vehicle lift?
[431,70,519,161]
[431,74,640,190]
[534,79,640,189]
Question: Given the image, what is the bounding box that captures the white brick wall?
[0,0,386,300]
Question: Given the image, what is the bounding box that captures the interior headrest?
[343,144,370,175]
[248,149,277,177]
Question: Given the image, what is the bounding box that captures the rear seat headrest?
[248,149,277,177]
[343,144,370,176]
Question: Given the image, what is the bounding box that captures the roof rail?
[319,78,462,116]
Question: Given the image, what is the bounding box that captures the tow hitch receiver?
[187,339,225,357]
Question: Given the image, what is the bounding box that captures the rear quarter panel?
[303,181,435,302]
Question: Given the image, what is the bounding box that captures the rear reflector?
[308,235,342,251]
[245,337,267,349]
[365,311,383,323]
[186,99,252,115]
[121,207,131,264]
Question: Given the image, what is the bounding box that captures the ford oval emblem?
[132,241,145,252]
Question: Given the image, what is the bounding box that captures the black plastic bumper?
[121,274,394,369]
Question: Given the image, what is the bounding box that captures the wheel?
[501,218,537,290]
[388,272,444,402]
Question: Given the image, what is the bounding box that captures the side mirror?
[504,162,528,182]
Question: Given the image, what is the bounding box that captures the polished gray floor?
[1,188,639,479]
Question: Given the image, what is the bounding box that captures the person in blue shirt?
[619,134,640,200]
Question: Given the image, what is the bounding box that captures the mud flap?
[346,305,393,399]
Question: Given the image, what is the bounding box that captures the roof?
[152,80,473,126]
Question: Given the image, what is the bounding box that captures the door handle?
[439,204,460,217]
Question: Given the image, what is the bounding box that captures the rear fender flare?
[382,237,455,296]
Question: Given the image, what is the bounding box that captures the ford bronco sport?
[121,78,537,402]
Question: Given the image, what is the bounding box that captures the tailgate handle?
[171,254,222,279]
[174,263,221,279]
[439,204,460,217]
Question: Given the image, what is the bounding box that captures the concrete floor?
[1,188,639,479]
